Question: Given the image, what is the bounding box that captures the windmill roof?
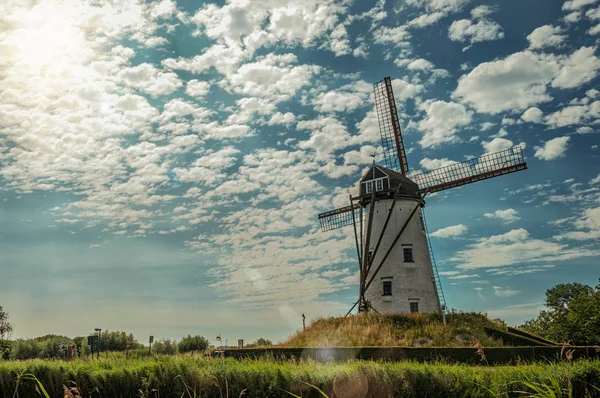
[376,165,418,186]
[360,164,420,198]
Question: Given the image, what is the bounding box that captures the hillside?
[279,312,518,348]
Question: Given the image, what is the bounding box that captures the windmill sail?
[318,203,362,232]
[413,146,527,194]
[374,77,409,175]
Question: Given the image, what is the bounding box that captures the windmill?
[318,77,528,315]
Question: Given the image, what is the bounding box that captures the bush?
[0,340,10,360]
[178,335,209,353]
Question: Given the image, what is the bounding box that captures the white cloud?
[493,286,520,297]
[448,18,504,45]
[430,224,468,238]
[555,206,600,241]
[563,0,600,10]
[225,53,320,102]
[453,51,559,114]
[534,136,570,160]
[452,228,599,269]
[470,5,494,19]
[587,6,600,19]
[419,157,457,170]
[589,24,600,35]
[312,81,371,113]
[439,270,461,276]
[373,25,410,47]
[521,107,544,123]
[527,25,566,49]
[552,47,600,89]
[407,58,435,70]
[483,208,521,223]
[482,137,525,154]
[118,63,182,97]
[266,112,296,126]
[544,101,600,127]
[564,11,582,23]
[486,302,546,324]
[186,79,211,99]
[454,47,600,114]
[418,100,473,148]
[449,273,480,279]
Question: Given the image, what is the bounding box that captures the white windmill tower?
[318,77,528,315]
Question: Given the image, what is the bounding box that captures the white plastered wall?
[363,197,441,313]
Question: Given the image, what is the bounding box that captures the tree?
[0,306,13,360]
[520,280,600,345]
[245,338,273,348]
[545,283,594,311]
[152,339,177,355]
[97,330,141,351]
[178,335,209,354]
[0,306,13,340]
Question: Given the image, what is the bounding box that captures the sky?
[0,0,599,346]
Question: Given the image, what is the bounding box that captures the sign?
[238,339,243,348]
[60,342,68,351]
[149,335,154,344]
[87,335,99,353]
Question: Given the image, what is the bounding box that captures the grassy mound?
[279,312,510,348]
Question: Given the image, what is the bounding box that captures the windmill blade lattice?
[374,77,409,175]
[412,146,527,194]
[318,204,362,232]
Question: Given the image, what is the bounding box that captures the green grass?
[280,312,511,348]
[1,356,599,397]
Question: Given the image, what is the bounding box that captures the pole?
[95,328,102,360]
[302,313,306,332]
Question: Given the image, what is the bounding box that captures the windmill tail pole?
[350,194,361,266]
[345,300,359,317]
[364,197,425,292]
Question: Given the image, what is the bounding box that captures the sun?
[7,5,90,73]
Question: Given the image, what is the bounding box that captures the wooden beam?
[359,191,377,311]
[366,187,400,276]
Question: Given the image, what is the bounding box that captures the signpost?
[94,328,102,359]
[87,335,99,358]
[149,335,154,355]
[238,339,243,349]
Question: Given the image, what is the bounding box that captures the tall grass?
[1,356,599,397]
[280,312,504,348]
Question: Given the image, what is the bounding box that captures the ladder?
[422,210,447,311]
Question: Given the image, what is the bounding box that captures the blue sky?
[1,0,599,345]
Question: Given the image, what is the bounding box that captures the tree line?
[519,280,600,346]
[0,307,273,360]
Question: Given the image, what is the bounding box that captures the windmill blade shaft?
[413,146,527,194]
[374,77,409,175]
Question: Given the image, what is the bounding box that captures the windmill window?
[410,302,419,313]
[403,247,414,262]
[365,181,373,194]
[375,179,384,192]
[382,281,392,296]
